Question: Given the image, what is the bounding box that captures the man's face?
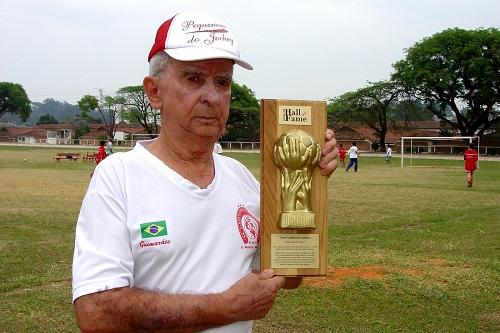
[155,57,234,139]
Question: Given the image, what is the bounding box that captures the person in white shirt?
[214,141,223,154]
[72,11,339,333]
[346,141,359,172]
[385,144,393,166]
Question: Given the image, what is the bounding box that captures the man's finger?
[320,158,338,176]
[259,269,275,279]
[325,128,334,141]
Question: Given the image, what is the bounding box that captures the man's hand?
[222,269,286,322]
[319,129,338,176]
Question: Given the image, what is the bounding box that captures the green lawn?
[1,146,499,332]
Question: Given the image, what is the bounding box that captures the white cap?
[148,11,253,70]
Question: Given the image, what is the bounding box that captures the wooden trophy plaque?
[260,99,328,276]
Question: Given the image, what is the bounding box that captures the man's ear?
[143,76,162,110]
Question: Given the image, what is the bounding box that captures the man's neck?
[146,133,217,189]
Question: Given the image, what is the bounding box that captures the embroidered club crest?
[236,205,259,247]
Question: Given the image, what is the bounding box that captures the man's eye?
[218,79,231,87]
[187,76,199,82]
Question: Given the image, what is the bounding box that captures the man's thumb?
[260,269,275,279]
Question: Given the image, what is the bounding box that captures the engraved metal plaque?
[271,234,319,269]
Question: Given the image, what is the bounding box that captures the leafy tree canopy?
[224,108,260,141]
[328,81,404,150]
[78,93,123,139]
[230,82,259,110]
[224,82,260,141]
[71,116,91,139]
[0,82,31,122]
[78,95,99,113]
[37,113,58,125]
[389,99,434,122]
[118,85,159,134]
[392,27,500,136]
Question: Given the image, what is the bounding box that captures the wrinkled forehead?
[167,57,234,76]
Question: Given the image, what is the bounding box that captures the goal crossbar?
[400,136,480,167]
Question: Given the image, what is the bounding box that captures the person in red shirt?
[338,144,347,167]
[90,141,108,178]
[464,143,479,188]
[95,140,107,165]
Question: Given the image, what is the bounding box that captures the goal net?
[400,136,480,167]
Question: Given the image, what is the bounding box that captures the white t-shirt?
[386,147,392,157]
[72,140,260,333]
[348,145,358,158]
[213,142,223,154]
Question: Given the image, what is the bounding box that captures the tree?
[224,108,260,141]
[390,98,434,123]
[78,92,124,139]
[118,85,160,134]
[230,82,259,110]
[328,81,403,151]
[392,28,500,137]
[72,116,91,139]
[37,113,58,124]
[0,82,31,122]
[223,82,260,141]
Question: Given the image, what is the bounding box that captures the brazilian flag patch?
[140,221,167,238]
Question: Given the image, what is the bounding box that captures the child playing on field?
[105,139,114,156]
[346,142,359,172]
[90,141,107,177]
[338,144,346,167]
[464,143,478,188]
[385,144,393,166]
[95,140,107,165]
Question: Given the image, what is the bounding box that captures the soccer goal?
[400,136,480,167]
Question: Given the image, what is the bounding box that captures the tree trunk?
[379,128,387,152]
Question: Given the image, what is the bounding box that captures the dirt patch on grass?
[400,268,422,276]
[303,265,387,288]
[480,311,500,328]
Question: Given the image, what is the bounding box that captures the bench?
[82,152,97,162]
[53,152,81,162]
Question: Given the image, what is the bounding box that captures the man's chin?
[192,128,223,139]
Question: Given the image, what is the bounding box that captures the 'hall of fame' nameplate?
[278,105,312,125]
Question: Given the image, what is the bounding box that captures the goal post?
[400,136,480,167]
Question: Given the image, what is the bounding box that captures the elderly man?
[73,11,338,332]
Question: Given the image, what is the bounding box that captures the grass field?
[0,146,499,332]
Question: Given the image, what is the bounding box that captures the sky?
[1,0,499,105]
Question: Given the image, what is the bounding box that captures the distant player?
[90,141,107,178]
[346,142,359,172]
[338,144,346,167]
[464,143,478,188]
[105,139,114,156]
[385,144,393,166]
[95,140,107,165]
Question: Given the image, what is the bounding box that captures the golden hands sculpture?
[273,130,321,228]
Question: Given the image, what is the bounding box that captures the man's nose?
[201,81,220,106]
